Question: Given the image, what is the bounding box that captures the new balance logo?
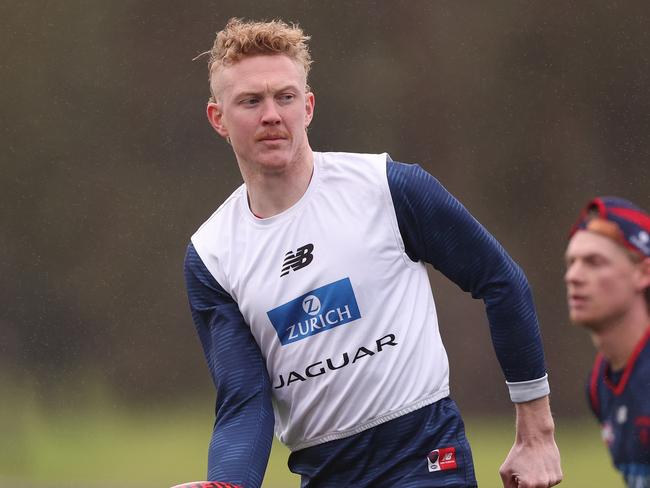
[427,447,457,472]
[280,243,314,277]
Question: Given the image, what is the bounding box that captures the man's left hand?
[499,396,563,488]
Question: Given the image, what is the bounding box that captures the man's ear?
[304,91,315,128]
[638,256,650,291]
[207,102,229,139]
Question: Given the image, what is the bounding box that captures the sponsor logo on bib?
[280,243,314,277]
[267,278,361,345]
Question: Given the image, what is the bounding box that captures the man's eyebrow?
[232,90,262,99]
[232,84,301,98]
[275,84,301,92]
[565,251,607,263]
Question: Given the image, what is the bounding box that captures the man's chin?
[570,314,605,332]
[252,153,290,171]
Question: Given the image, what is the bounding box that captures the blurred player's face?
[564,231,646,329]
[206,54,314,176]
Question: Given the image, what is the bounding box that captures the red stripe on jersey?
[603,326,650,396]
[589,353,604,417]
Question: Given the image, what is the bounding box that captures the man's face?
[564,230,643,329]
[207,54,314,175]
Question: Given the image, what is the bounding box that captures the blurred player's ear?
[207,102,229,139]
[638,256,650,291]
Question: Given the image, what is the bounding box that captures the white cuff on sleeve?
[506,373,550,403]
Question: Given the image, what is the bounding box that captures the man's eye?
[278,94,295,103]
[241,98,259,105]
[586,256,606,267]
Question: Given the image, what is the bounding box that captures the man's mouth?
[258,133,287,142]
[568,294,588,307]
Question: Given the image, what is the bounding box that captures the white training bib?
[192,152,450,450]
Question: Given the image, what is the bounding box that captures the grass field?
[0,394,623,488]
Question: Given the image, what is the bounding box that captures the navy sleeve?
[586,356,603,421]
[184,242,274,487]
[387,161,546,383]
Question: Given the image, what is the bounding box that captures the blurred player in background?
[565,196,650,487]
[182,17,562,488]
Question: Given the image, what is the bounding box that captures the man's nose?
[261,100,281,125]
[564,261,582,285]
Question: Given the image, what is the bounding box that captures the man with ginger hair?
[182,17,562,488]
[565,197,650,487]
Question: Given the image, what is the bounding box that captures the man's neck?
[244,148,314,219]
[590,304,650,371]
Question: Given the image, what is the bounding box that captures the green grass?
[465,417,622,488]
[1,392,622,488]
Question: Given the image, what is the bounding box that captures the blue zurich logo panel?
[267,277,361,345]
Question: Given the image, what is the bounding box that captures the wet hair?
[204,18,312,102]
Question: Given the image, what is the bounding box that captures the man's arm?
[184,243,274,488]
[386,161,562,487]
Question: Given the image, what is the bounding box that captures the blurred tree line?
[2,0,649,416]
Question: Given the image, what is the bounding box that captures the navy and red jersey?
[588,326,650,487]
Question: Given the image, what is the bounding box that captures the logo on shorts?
[267,278,361,345]
[427,447,457,472]
[280,243,314,277]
